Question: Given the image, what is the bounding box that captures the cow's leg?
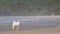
[16,25,19,31]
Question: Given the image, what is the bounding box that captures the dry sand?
[0,28,60,34]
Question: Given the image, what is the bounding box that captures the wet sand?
[0,28,60,34]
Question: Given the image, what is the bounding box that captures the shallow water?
[0,16,60,32]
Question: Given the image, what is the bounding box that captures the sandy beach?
[0,28,60,34]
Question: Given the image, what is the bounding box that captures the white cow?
[12,20,21,31]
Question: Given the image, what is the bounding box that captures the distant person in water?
[12,20,21,31]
